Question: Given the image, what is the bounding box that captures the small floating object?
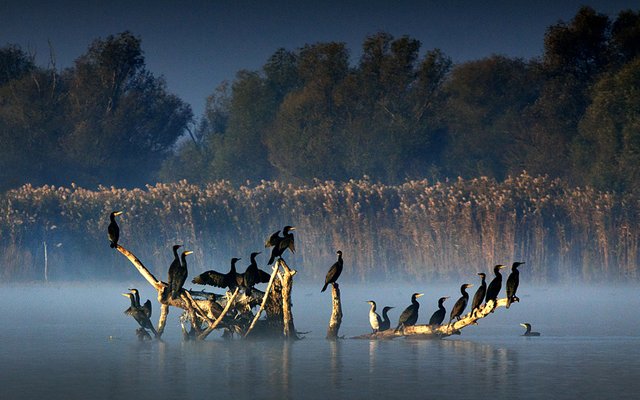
[520,322,541,336]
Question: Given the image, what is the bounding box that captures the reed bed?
[0,172,637,283]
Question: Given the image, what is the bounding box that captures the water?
[0,282,638,399]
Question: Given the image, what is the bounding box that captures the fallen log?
[352,298,511,339]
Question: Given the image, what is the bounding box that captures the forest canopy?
[1,7,640,193]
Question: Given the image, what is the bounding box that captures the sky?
[1,0,638,118]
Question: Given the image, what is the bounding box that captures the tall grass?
[1,172,637,283]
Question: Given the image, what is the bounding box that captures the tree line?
[1,7,639,194]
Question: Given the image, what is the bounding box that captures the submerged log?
[326,283,343,340]
[353,298,510,339]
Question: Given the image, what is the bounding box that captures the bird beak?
[121,293,129,297]
[114,211,123,216]
[499,265,506,269]
[467,284,474,288]
[185,250,194,256]
[290,227,296,230]
[416,293,424,298]
[520,323,527,328]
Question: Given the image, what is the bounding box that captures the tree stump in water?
[326,283,343,340]
[116,244,300,340]
[352,297,511,339]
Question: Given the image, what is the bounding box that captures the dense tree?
[573,59,640,193]
[443,56,540,179]
[62,32,192,187]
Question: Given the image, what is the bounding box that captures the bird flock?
[364,262,529,335]
[109,211,538,339]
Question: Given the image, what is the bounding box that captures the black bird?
[506,262,525,308]
[321,250,343,292]
[366,300,383,333]
[449,283,473,323]
[380,306,394,331]
[243,252,271,295]
[471,272,487,315]
[108,211,123,248]
[429,296,449,326]
[169,249,193,300]
[166,244,183,300]
[267,226,296,265]
[395,293,424,331]
[192,257,243,291]
[520,323,541,336]
[129,288,152,319]
[122,291,158,338]
[485,264,506,306]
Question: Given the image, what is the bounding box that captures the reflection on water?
[1,283,640,399]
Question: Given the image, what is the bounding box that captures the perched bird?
[243,252,271,295]
[380,306,394,331]
[108,211,123,248]
[485,264,507,306]
[520,322,540,336]
[192,257,243,291]
[267,226,296,265]
[428,296,449,326]
[449,283,473,323]
[122,291,158,338]
[366,300,383,333]
[506,262,525,308]
[169,249,193,300]
[321,250,343,292]
[166,244,183,300]
[471,272,487,315]
[395,293,424,331]
[129,288,152,319]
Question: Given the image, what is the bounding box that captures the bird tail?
[321,282,328,292]
[267,254,275,265]
[506,297,511,309]
[110,242,116,248]
[149,325,159,338]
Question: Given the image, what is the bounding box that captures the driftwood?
[352,298,512,339]
[116,244,300,340]
[277,258,298,339]
[326,283,343,340]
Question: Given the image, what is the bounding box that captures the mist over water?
[1,281,639,399]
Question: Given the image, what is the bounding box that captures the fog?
[1,281,639,399]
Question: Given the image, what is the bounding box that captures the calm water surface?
[0,282,638,399]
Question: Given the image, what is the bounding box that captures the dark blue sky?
[1,1,637,117]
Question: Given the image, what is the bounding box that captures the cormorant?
[520,323,540,336]
[169,249,193,300]
[192,257,243,291]
[485,264,506,306]
[449,283,473,323]
[471,272,487,315]
[321,250,343,292]
[122,291,158,338]
[380,306,394,331]
[395,293,424,331]
[243,252,271,295]
[108,211,123,248]
[366,300,383,333]
[506,261,525,308]
[428,296,449,326]
[166,244,183,300]
[129,288,152,319]
[266,226,296,265]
